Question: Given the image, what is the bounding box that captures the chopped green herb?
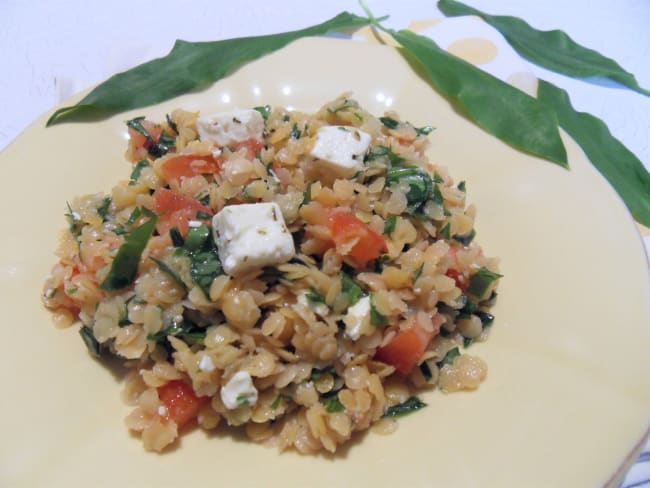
[437,347,460,367]
[370,293,389,326]
[65,201,84,237]
[303,181,314,205]
[385,166,433,214]
[383,396,427,417]
[413,263,424,283]
[149,257,188,292]
[467,267,503,299]
[165,113,178,134]
[129,160,150,185]
[195,211,212,220]
[475,311,495,326]
[79,326,101,358]
[270,394,292,409]
[189,249,223,297]
[340,272,363,307]
[126,117,175,158]
[146,320,207,343]
[310,366,336,382]
[327,99,356,113]
[367,145,404,165]
[439,222,451,240]
[453,228,476,246]
[419,362,433,381]
[383,215,397,236]
[458,180,466,192]
[463,337,474,348]
[184,224,210,252]
[415,125,434,136]
[306,287,327,305]
[236,393,254,407]
[254,105,272,121]
[431,184,444,206]
[66,287,78,295]
[458,295,477,318]
[290,123,301,139]
[198,193,211,206]
[113,226,127,236]
[379,116,399,129]
[126,207,141,227]
[323,394,345,413]
[169,227,184,247]
[97,197,111,221]
[433,172,444,184]
[100,217,157,291]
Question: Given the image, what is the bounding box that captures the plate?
[1,37,649,488]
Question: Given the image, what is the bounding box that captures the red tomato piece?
[445,268,466,291]
[160,155,221,182]
[326,210,386,266]
[375,326,434,376]
[234,138,264,160]
[152,188,212,236]
[157,380,208,428]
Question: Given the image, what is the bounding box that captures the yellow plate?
[1,37,649,488]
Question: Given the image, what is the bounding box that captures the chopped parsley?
[129,160,150,185]
[97,197,111,221]
[253,105,272,120]
[370,293,389,326]
[379,116,399,129]
[340,272,363,308]
[149,256,188,292]
[383,215,397,236]
[467,267,503,299]
[385,166,433,214]
[79,326,101,358]
[413,263,424,283]
[126,116,175,158]
[383,396,427,417]
[437,347,460,368]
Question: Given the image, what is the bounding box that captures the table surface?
[2,1,649,486]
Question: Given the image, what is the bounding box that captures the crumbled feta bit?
[220,371,258,409]
[198,353,215,372]
[197,109,264,146]
[310,126,371,177]
[188,220,202,228]
[212,202,295,276]
[343,295,372,341]
[157,406,168,417]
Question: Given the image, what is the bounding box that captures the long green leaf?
[537,80,650,227]
[46,12,370,125]
[384,28,568,167]
[438,0,650,96]
[100,217,157,291]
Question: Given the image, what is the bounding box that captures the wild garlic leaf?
[537,80,650,227]
[46,12,371,125]
[384,28,568,167]
[438,0,650,96]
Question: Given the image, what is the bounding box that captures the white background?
[1,1,648,485]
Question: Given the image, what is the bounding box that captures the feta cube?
[343,295,372,340]
[212,202,295,276]
[197,109,264,146]
[310,126,371,177]
[220,371,258,410]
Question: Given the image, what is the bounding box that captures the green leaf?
[129,160,150,185]
[383,396,427,417]
[149,256,188,292]
[184,224,211,252]
[380,27,568,167]
[467,267,503,299]
[189,249,223,296]
[537,80,650,227]
[97,196,111,221]
[147,321,207,343]
[310,366,336,382]
[385,166,433,213]
[419,362,433,381]
[79,326,101,358]
[383,215,397,236]
[46,12,371,125]
[413,263,424,283]
[367,145,404,165]
[306,287,327,305]
[340,272,363,307]
[379,116,399,129]
[438,0,650,97]
[100,217,157,291]
[437,347,460,367]
[254,105,272,121]
[369,292,389,326]
[322,394,345,413]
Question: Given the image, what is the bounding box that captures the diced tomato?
[157,380,208,428]
[234,138,264,160]
[160,154,221,182]
[375,314,442,376]
[445,268,466,291]
[128,121,162,154]
[152,188,212,236]
[325,209,386,266]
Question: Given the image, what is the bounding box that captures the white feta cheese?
[197,109,264,146]
[212,202,295,276]
[220,371,258,410]
[198,353,216,372]
[310,126,371,177]
[157,405,168,417]
[343,295,372,341]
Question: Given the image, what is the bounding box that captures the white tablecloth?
[2,1,648,485]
